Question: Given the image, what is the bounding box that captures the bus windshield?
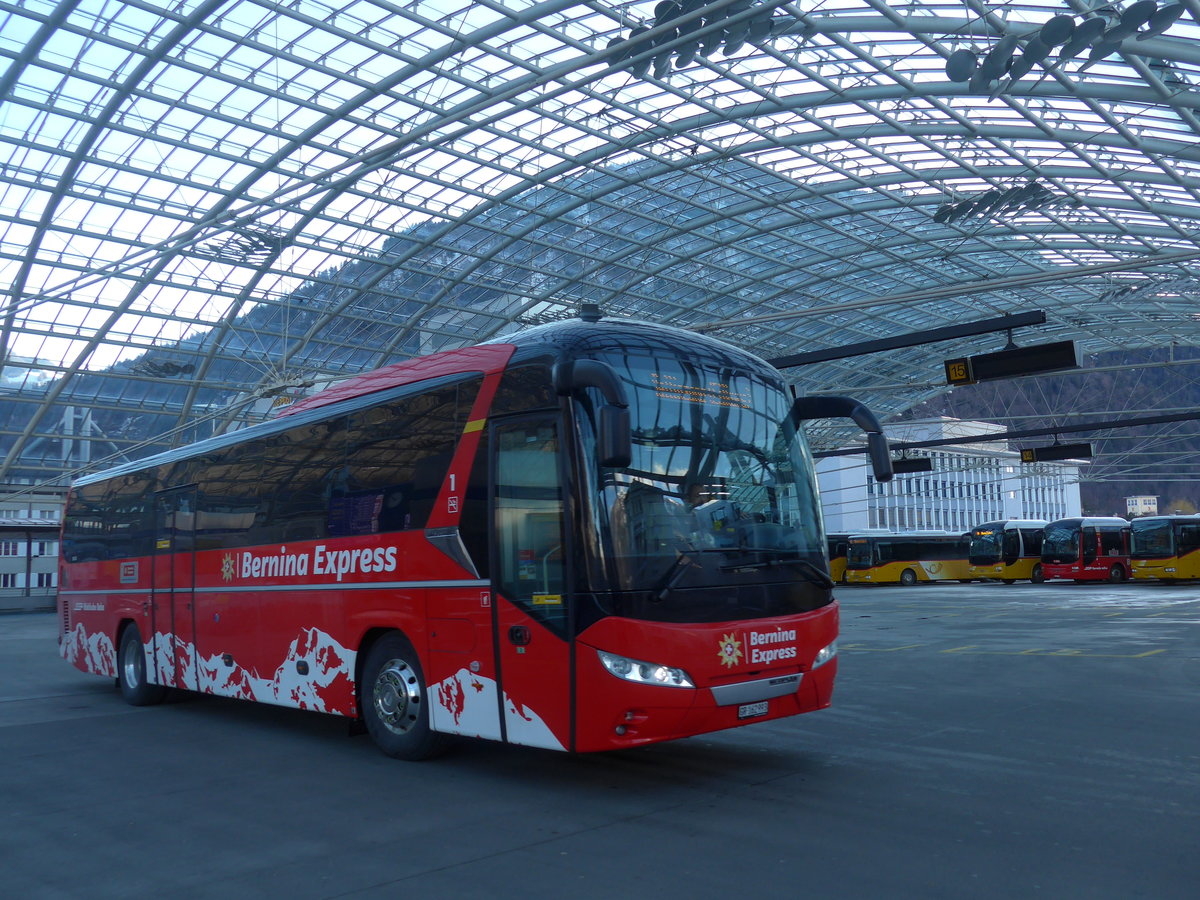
[1042,521,1080,562]
[968,525,1005,565]
[1131,521,1173,558]
[583,347,827,622]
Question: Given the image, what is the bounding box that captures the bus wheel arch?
[900,568,918,586]
[359,630,447,761]
[117,621,166,706]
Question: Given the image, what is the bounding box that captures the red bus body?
[58,318,856,756]
[1040,516,1131,582]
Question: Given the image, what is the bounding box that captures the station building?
[0,482,65,607]
[816,419,1083,535]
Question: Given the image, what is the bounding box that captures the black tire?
[1031,564,1045,584]
[1108,564,1125,583]
[118,624,166,706]
[360,633,447,761]
[900,568,918,587]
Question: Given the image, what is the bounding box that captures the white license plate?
[737,700,769,719]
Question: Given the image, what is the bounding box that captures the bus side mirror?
[555,358,632,469]
[599,405,631,468]
[867,432,893,483]
[791,394,894,483]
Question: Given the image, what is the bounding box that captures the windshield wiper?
[719,552,835,589]
[653,548,726,601]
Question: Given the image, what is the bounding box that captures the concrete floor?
[3,581,1197,898]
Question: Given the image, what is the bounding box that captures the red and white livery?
[59,316,891,758]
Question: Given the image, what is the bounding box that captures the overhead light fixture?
[932,179,1070,224]
[1019,442,1093,463]
[600,0,791,81]
[943,2,1190,93]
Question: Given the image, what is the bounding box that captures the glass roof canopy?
[2,0,1200,485]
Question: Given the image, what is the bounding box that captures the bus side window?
[1101,528,1125,557]
[1082,528,1098,564]
[495,418,566,635]
[342,378,481,534]
[458,430,490,577]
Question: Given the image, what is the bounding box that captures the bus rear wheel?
[1031,564,1045,584]
[361,633,447,761]
[118,624,166,707]
[1108,565,1126,583]
[900,568,918,586]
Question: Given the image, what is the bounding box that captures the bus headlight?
[813,640,838,669]
[597,650,694,688]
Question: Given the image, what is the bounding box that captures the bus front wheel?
[900,568,918,586]
[118,624,166,707]
[1031,564,1045,584]
[361,633,447,761]
[1108,565,1126,583]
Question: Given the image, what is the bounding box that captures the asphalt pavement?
[2,581,1197,898]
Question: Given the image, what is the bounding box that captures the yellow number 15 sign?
[944,358,975,385]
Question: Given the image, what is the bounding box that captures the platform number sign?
[944,357,975,386]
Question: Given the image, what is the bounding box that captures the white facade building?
[816,418,1083,535]
[1126,495,1158,517]
[0,482,65,598]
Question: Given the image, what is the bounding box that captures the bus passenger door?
[1082,527,1098,566]
[491,416,573,752]
[151,486,198,690]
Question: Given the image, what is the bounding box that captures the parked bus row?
[829,515,1200,585]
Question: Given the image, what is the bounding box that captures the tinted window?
[1100,528,1127,556]
[1178,524,1200,555]
[490,362,555,416]
[341,378,480,534]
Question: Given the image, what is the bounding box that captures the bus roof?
[848,531,965,539]
[279,316,781,418]
[71,317,784,489]
[1045,517,1130,527]
[277,344,515,418]
[972,519,1048,530]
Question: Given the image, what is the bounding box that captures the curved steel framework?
[1,1,1199,485]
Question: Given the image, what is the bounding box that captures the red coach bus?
[58,316,892,759]
[1040,516,1131,582]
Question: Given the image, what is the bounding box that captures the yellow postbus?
[827,533,850,584]
[1130,515,1200,581]
[845,532,972,586]
[968,519,1047,583]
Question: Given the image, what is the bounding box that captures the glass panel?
[1132,521,1173,558]
[495,417,566,634]
[601,354,823,585]
[1042,522,1080,562]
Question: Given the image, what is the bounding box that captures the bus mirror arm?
[554,359,632,468]
[790,395,894,483]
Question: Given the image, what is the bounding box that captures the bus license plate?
[738,700,769,719]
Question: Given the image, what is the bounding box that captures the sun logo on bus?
[717,632,743,668]
[221,554,235,582]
